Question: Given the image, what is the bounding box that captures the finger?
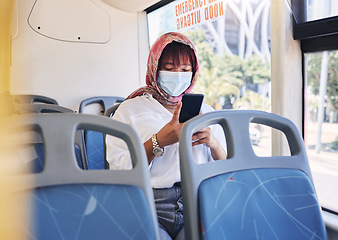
[192,131,205,141]
[192,128,210,140]
[172,101,182,122]
[192,138,206,146]
[194,127,210,133]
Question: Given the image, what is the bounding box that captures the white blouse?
[106,94,226,189]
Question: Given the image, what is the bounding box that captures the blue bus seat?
[179,110,327,240]
[12,94,58,105]
[13,103,87,170]
[78,96,124,169]
[6,114,160,240]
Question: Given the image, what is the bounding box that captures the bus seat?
[12,94,58,105]
[14,103,73,114]
[79,96,124,114]
[13,103,87,170]
[179,110,327,240]
[104,103,121,118]
[78,96,124,170]
[6,114,160,240]
[103,103,122,168]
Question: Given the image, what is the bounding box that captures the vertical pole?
[271,0,303,156]
[315,51,329,153]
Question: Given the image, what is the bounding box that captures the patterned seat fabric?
[85,131,105,169]
[31,184,157,240]
[199,169,327,240]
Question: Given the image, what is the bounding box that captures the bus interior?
[1,0,338,239]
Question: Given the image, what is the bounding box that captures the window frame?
[145,0,175,13]
[292,0,338,217]
[291,0,338,53]
[292,0,338,136]
[293,16,338,53]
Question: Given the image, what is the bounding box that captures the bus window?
[250,123,271,157]
[147,0,271,110]
[306,0,338,22]
[147,0,271,156]
[305,50,338,212]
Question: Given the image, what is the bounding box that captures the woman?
[106,32,226,240]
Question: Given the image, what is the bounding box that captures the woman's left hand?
[191,127,217,149]
[192,127,227,160]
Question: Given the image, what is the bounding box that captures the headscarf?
[126,32,199,106]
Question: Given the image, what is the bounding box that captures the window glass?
[250,123,271,157]
[307,0,338,21]
[148,0,271,155]
[305,50,338,212]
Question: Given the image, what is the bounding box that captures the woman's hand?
[192,127,227,160]
[192,127,217,148]
[144,102,183,163]
[144,102,226,163]
[156,102,183,147]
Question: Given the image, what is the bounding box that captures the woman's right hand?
[156,101,183,148]
[144,102,183,163]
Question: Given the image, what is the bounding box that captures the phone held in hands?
[179,94,204,123]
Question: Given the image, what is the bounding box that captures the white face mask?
[158,71,193,96]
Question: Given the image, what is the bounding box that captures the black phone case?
[179,94,204,123]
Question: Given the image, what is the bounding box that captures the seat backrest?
[14,103,73,114]
[13,103,87,170]
[12,94,58,105]
[78,96,124,169]
[104,103,121,118]
[78,96,124,114]
[179,110,327,240]
[103,103,122,168]
[6,114,160,240]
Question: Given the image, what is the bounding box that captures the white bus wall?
[10,0,149,110]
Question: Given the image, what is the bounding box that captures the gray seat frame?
[13,103,88,169]
[78,96,124,169]
[12,94,58,105]
[78,96,124,114]
[6,113,160,240]
[179,110,316,240]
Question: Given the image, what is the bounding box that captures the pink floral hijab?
[126,32,199,106]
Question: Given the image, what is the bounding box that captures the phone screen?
[179,94,204,123]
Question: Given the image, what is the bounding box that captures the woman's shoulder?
[115,94,158,114]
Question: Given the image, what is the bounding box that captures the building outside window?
[148,0,272,154]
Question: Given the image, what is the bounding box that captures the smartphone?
[179,94,204,123]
